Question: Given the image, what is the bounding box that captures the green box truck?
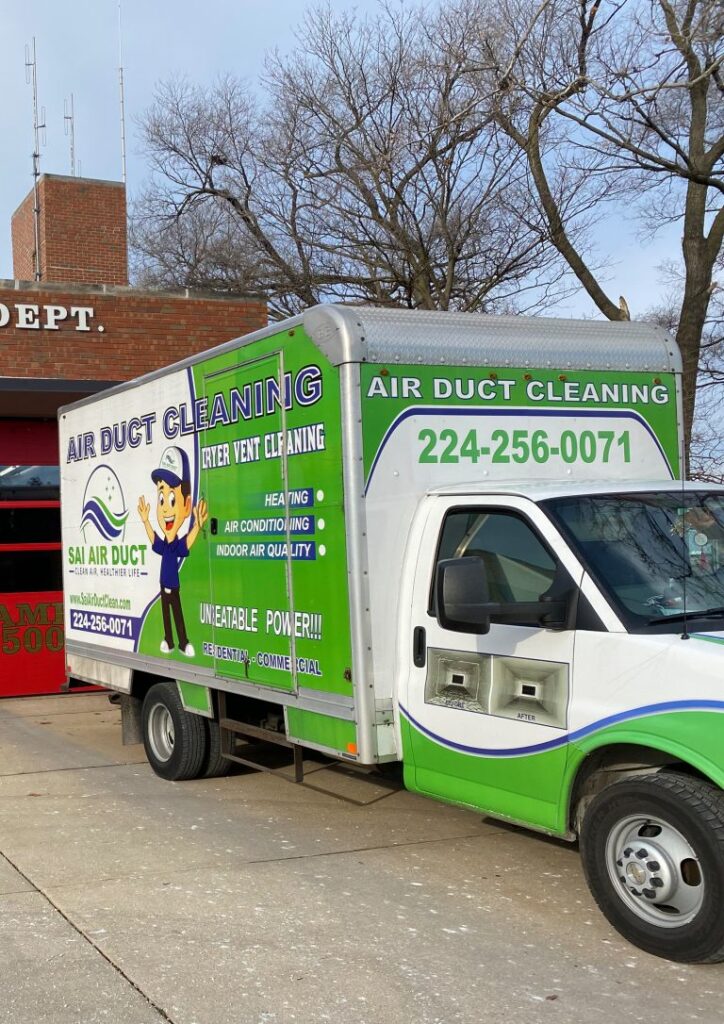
[60,304,724,961]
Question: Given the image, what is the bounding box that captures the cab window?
[434,508,558,606]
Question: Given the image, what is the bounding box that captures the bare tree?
[642,254,724,478]
[132,4,567,319]
[471,0,724,457]
[133,0,723,465]
[136,75,321,319]
[130,191,266,295]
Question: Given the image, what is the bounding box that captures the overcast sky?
[1,0,680,319]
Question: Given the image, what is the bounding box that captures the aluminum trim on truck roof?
[303,305,680,373]
[58,303,680,417]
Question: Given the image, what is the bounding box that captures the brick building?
[2,173,267,418]
[0,173,267,695]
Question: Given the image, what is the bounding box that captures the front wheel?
[580,772,724,963]
[142,682,208,781]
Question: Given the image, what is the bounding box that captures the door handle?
[413,626,426,668]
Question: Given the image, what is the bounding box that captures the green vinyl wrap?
[286,707,357,754]
[402,709,724,836]
[136,326,354,701]
[177,680,212,716]
[360,365,680,480]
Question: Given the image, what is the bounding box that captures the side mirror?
[435,556,575,634]
[436,557,491,634]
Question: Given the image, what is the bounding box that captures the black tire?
[141,682,208,781]
[580,771,724,963]
[200,718,232,779]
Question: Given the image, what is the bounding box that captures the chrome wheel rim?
[605,814,704,927]
[147,703,175,763]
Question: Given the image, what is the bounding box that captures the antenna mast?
[24,38,46,282]
[117,0,127,184]
[64,94,76,177]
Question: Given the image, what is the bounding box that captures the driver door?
[402,497,582,833]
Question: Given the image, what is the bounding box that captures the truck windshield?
[543,491,724,632]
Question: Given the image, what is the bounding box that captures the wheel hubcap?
[605,814,704,927]
[147,703,175,763]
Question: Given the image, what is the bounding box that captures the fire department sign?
[0,303,102,332]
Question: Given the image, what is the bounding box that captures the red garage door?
[0,420,66,696]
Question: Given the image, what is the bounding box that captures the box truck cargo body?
[60,305,724,962]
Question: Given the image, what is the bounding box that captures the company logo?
[152,445,190,487]
[81,465,129,541]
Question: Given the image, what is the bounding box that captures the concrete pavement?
[0,693,722,1024]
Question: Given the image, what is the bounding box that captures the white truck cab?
[398,480,724,961]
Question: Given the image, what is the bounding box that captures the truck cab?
[400,481,724,961]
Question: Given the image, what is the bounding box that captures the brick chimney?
[11,174,128,286]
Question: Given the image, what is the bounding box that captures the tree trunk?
[676,262,713,472]
[676,159,719,473]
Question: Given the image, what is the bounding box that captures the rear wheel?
[580,772,724,963]
[142,682,208,781]
[201,718,232,778]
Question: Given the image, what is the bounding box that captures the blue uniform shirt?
[152,534,189,589]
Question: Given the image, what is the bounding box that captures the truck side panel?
[60,325,356,745]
